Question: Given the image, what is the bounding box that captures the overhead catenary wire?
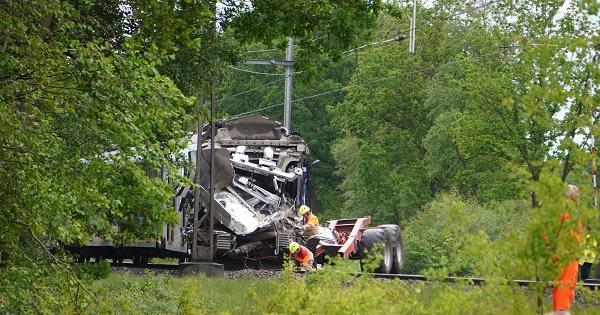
[237,1,501,65]
[228,65,304,76]
[228,65,287,76]
[399,0,501,35]
[341,0,501,58]
[226,1,501,92]
[244,48,280,54]
[219,76,286,102]
[228,50,504,119]
[342,35,407,56]
[222,1,503,110]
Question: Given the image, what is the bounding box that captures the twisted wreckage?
[74,115,405,273]
[175,114,316,261]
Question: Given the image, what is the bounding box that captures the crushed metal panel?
[213,190,263,235]
[225,115,283,140]
[195,148,234,191]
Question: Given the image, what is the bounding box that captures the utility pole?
[409,0,417,53]
[244,38,295,131]
[191,96,204,261]
[180,0,223,276]
[209,79,216,261]
[283,38,294,131]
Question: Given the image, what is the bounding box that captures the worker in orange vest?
[288,242,314,271]
[298,205,319,227]
[551,184,583,314]
[298,205,320,259]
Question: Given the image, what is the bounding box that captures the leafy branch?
[5,218,99,311]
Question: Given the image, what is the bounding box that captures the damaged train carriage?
[70,114,404,273]
[175,115,318,262]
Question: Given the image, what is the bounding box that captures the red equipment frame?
[315,216,372,259]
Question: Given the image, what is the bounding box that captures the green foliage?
[403,193,528,276]
[0,262,73,314]
[224,0,382,73]
[177,280,204,315]
[521,167,600,279]
[1,2,195,311]
[90,273,178,315]
[87,272,277,315]
[72,266,600,315]
[255,260,539,314]
[359,243,387,273]
[331,0,598,225]
[1,0,384,311]
[74,261,112,281]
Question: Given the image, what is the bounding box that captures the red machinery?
[316,217,372,259]
[313,216,404,274]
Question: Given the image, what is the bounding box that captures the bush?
[253,260,537,314]
[74,260,112,281]
[403,193,528,276]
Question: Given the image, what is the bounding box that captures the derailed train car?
[70,115,315,264]
[71,115,404,273]
[174,114,317,262]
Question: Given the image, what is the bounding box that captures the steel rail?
[110,262,180,270]
[350,272,600,289]
[107,263,600,289]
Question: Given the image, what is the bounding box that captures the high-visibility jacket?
[293,245,314,267]
[553,261,578,311]
[543,212,583,263]
[581,234,598,264]
[551,212,582,312]
[559,212,582,243]
[303,213,319,226]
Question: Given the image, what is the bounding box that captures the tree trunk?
[531,169,541,208]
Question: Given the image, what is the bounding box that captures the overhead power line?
[228,50,505,119]
[340,0,500,58]
[342,35,407,57]
[244,48,280,54]
[228,65,286,76]
[222,0,501,106]
[219,77,286,102]
[220,40,552,110]
[400,0,501,34]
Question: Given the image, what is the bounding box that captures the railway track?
[110,262,284,278]
[108,263,600,289]
[353,272,600,289]
[110,262,180,275]
[111,262,180,270]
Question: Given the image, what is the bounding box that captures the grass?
[86,272,277,315]
[83,265,600,315]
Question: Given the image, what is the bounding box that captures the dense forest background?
[215,0,599,275]
[217,0,598,223]
[1,0,599,313]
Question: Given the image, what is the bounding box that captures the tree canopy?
[0,0,382,312]
[1,0,599,313]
